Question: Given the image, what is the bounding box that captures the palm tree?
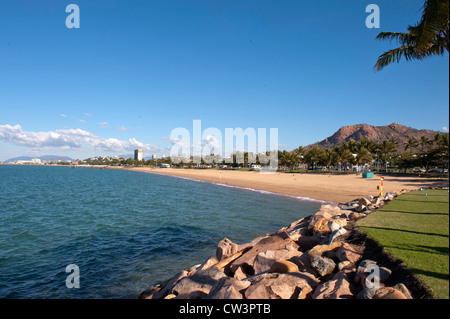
[304,147,325,170]
[355,147,373,171]
[404,138,420,151]
[374,0,449,71]
[378,140,398,172]
[420,135,432,151]
[322,149,339,171]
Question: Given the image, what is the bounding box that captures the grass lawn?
[357,189,449,299]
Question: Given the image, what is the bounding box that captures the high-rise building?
[134,149,143,161]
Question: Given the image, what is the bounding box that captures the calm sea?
[0,165,322,299]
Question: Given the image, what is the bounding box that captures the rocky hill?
[308,123,440,150]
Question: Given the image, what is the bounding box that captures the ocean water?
[0,165,322,299]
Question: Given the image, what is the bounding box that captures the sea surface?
[0,165,322,299]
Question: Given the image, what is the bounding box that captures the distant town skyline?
[0,1,448,161]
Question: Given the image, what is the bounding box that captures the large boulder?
[216,237,240,261]
[269,260,299,274]
[297,236,319,252]
[335,242,364,264]
[252,249,300,274]
[307,242,343,261]
[311,256,336,277]
[308,204,351,235]
[245,272,319,299]
[207,277,250,299]
[277,216,311,241]
[152,269,189,299]
[372,287,408,299]
[172,266,227,296]
[312,268,357,299]
[229,234,299,273]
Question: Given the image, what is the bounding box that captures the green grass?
[357,189,449,299]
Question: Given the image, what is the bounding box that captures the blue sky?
[0,0,448,161]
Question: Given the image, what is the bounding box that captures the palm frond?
[376,32,416,46]
[416,0,450,52]
[374,45,425,71]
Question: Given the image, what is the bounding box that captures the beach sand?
[123,167,448,203]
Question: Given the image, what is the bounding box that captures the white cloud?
[60,114,67,118]
[118,125,128,132]
[443,126,449,132]
[97,122,109,128]
[0,124,159,153]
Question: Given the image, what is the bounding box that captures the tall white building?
[134,149,143,161]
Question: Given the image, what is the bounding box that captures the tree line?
[278,133,449,173]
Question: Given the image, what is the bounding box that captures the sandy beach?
[123,167,448,203]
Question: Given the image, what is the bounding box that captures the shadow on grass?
[387,210,449,216]
[409,268,450,281]
[383,243,450,256]
[360,226,449,238]
[395,199,450,204]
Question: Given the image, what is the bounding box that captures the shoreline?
[115,167,448,203]
[129,168,335,204]
[139,190,436,300]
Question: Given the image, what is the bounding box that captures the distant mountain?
[307,123,442,150]
[5,155,74,163]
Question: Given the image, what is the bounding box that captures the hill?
[308,123,441,150]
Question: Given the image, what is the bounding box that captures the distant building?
[152,154,158,160]
[134,149,143,161]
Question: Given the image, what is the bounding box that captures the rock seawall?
[139,189,428,300]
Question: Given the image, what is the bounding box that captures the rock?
[393,283,413,299]
[233,266,248,280]
[175,291,208,299]
[328,219,347,232]
[308,242,342,261]
[269,260,299,274]
[359,260,377,268]
[308,204,350,235]
[373,197,383,206]
[245,272,319,299]
[172,266,227,296]
[280,217,311,241]
[311,217,331,235]
[197,255,219,271]
[372,287,408,299]
[152,269,189,299]
[311,256,336,277]
[229,234,299,273]
[338,261,351,271]
[312,269,357,299]
[356,287,379,299]
[164,294,176,299]
[216,238,240,261]
[349,212,364,221]
[358,197,371,207]
[378,267,393,282]
[290,253,315,274]
[356,205,366,213]
[253,249,300,274]
[207,277,250,299]
[336,243,364,264]
[329,228,347,244]
[297,236,319,252]
[138,287,160,299]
